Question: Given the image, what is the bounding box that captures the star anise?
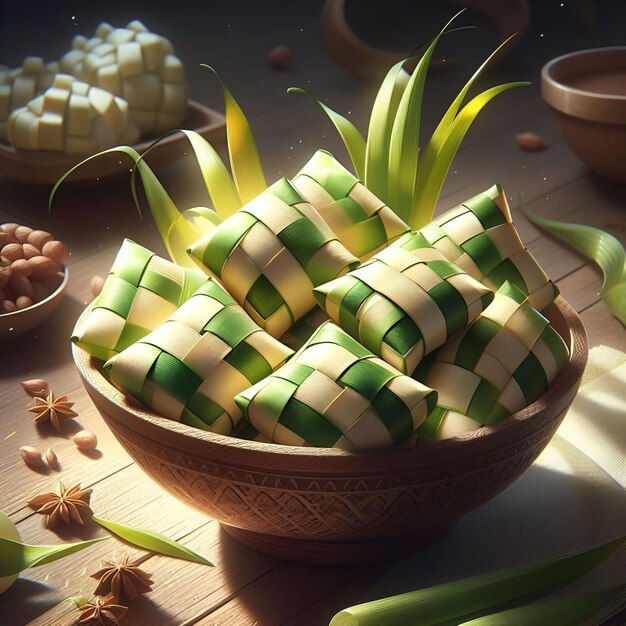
[91,554,154,600]
[77,593,127,626]
[28,390,78,432]
[27,481,93,529]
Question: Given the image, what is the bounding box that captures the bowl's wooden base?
[221,522,455,564]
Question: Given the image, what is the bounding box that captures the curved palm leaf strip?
[287,87,366,181]
[329,533,626,626]
[414,35,518,220]
[458,585,625,626]
[131,129,241,220]
[0,536,107,577]
[387,11,464,222]
[409,81,528,227]
[201,64,266,203]
[49,146,199,268]
[521,206,626,326]
[364,61,409,200]
[93,515,213,566]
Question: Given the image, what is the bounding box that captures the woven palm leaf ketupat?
[72,239,207,361]
[279,307,331,351]
[396,184,559,311]
[235,321,437,450]
[314,246,494,375]
[188,177,359,338]
[292,149,410,260]
[415,281,570,440]
[103,278,293,435]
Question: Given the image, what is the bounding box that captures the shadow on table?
[216,445,626,626]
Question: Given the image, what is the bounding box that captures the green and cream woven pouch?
[414,281,569,440]
[103,278,294,435]
[292,149,410,260]
[72,238,207,361]
[279,307,331,352]
[235,322,437,450]
[188,177,359,338]
[314,245,494,375]
[396,184,559,311]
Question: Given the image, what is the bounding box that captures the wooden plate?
[0,101,225,186]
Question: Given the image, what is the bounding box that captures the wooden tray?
[0,100,225,186]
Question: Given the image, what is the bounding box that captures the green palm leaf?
[288,87,366,180]
[521,207,626,325]
[414,36,517,214]
[458,585,625,626]
[93,515,213,566]
[410,81,528,227]
[0,536,107,577]
[202,64,266,203]
[364,61,409,200]
[329,534,625,626]
[50,146,203,268]
[135,129,241,219]
[386,11,463,222]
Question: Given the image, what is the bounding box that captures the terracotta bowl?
[73,297,587,564]
[0,267,68,341]
[542,46,626,182]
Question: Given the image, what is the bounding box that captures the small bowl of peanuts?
[0,222,68,340]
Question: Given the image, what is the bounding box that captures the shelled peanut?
[0,223,67,314]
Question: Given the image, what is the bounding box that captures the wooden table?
[1,2,625,624]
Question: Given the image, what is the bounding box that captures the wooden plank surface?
[1,2,625,625]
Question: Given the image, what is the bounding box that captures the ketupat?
[414,281,569,440]
[104,278,293,435]
[235,322,436,449]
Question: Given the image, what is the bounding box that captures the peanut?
[90,275,105,297]
[8,271,33,299]
[515,132,545,151]
[28,256,60,279]
[0,223,20,236]
[20,446,44,468]
[42,240,67,264]
[0,232,15,247]
[0,265,11,290]
[73,430,98,451]
[11,259,32,277]
[15,295,33,310]
[44,448,58,468]
[267,45,292,68]
[14,225,33,242]
[1,299,16,313]
[22,243,40,259]
[1,243,24,262]
[20,378,49,397]
[27,230,53,250]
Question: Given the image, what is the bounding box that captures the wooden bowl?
[0,101,225,186]
[541,47,626,182]
[0,267,68,341]
[73,297,587,564]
